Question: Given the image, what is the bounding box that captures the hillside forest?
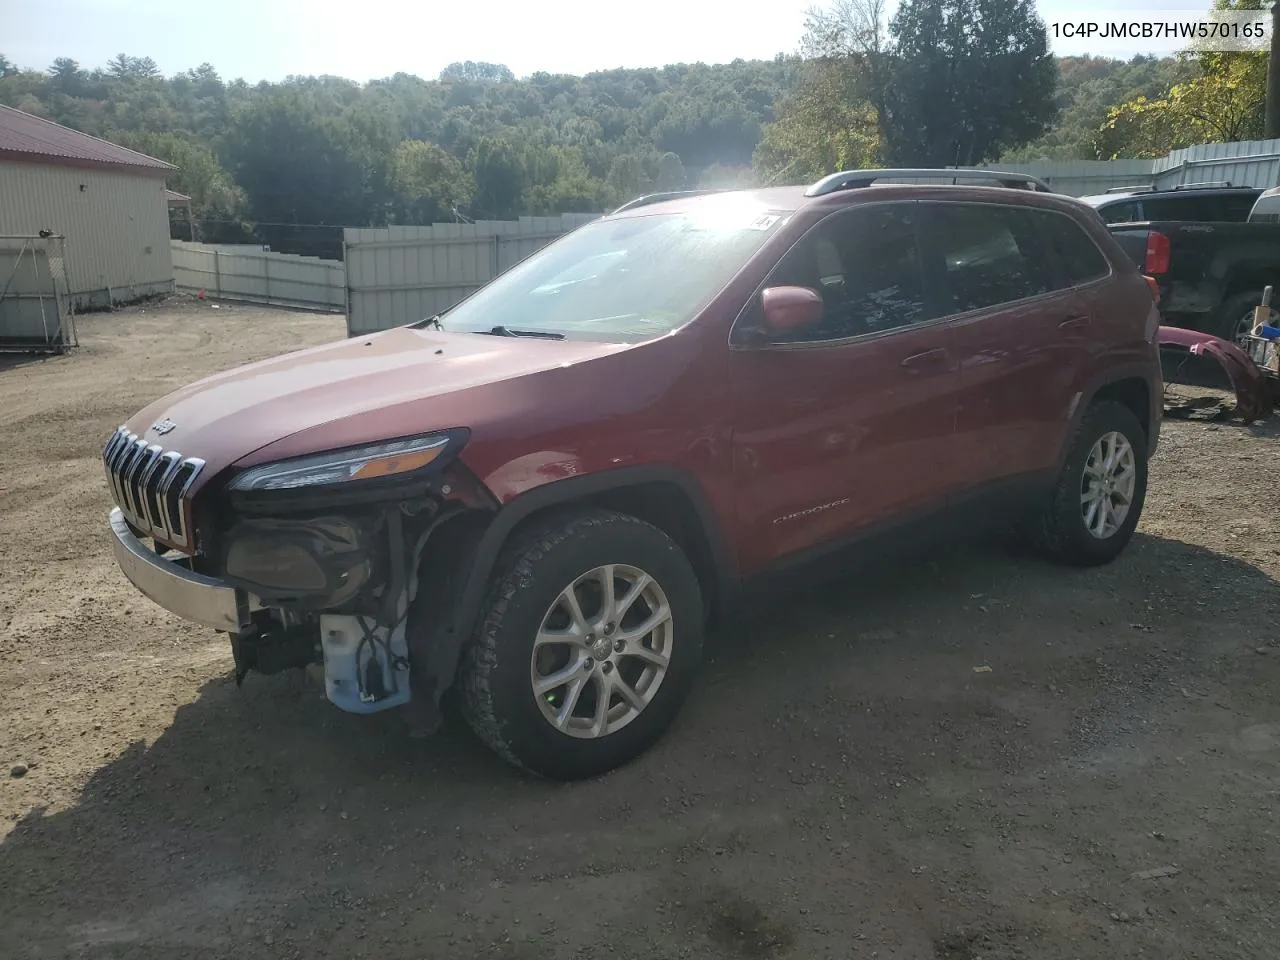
[0,0,1269,257]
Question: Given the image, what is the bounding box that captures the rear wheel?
[1032,400,1148,567]
[460,509,703,780]
[1216,290,1277,345]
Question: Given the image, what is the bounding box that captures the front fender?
[1158,325,1272,423]
[404,464,736,733]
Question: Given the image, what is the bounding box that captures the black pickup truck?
[1075,184,1280,343]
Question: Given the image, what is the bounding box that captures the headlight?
[229,434,453,492]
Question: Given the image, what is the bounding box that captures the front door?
[728,201,963,574]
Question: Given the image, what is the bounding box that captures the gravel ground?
[2,299,1278,960]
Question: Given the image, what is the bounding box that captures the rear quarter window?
[1033,211,1111,286]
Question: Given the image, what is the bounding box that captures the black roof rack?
[1170,180,1236,190]
[609,189,729,214]
[1105,184,1154,194]
[804,167,1053,197]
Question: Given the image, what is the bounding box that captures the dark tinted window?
[1140,195,1199,220]
[761,204,930,341]
[929,204,1051,313]
[1034,211,1110,286]
[1141,191,1260,222]
[1221,192,1261,220]
[1098,200,1141,224]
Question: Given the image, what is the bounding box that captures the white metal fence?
[990,139,1280,196]
[343,215,598,336]
[171,240,345,312]
[0,234,77,353]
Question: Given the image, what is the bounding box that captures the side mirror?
[760,285,823,336]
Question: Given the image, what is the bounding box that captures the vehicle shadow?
[2,529,1277,957]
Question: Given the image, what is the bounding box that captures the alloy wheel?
[1080,431,1137,539]
[530,564,673,739]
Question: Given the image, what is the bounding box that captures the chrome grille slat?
[123,441,154,518]
[138,449,169,532]
[147,453,184,540]
[115,442,145,515]
[100,425,204,550]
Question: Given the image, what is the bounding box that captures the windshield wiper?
[483,325,566,340]
[411,313,443,330]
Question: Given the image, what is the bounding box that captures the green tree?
[655,151,687,190]
[440,62,516,84]
[222,89,392,253]
[111,130,251,241]
[884,0,1057,164]
[468,136,527,218]
[754,56,879,182]
[606,154,649,200]
[47,58,85,96]
[1002,55,1189,160]
[390,139,473,223]
[803,0,1057,166]
[522,145,614,214]
[1093,0,1267,158]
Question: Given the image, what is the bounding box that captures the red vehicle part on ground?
[1157,325,1274,423]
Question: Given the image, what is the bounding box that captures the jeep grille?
[102,427,205,551]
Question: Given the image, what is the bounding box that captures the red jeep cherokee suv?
[104,169,1162,779]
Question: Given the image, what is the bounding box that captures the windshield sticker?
[748,214,781,230]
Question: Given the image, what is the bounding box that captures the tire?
[459,508,704,780]
[1031,400,1149,567]
[1215,290,1277,345]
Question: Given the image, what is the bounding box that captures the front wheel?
[1031,400,1149,567]
[459,509,704,780]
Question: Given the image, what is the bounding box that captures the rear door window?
[923,203,1052,314]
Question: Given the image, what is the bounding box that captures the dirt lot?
[2,299,1279,960]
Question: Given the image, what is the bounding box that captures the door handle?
[1058,315,1090,332]
[900,347,949,370]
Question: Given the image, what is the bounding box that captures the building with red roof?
[0,104,176,313]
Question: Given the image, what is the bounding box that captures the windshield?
[427,200,789,341]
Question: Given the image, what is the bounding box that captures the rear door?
[729,201,963,573]
[918,201,1100,493]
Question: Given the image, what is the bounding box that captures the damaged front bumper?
[1158,326,1274,423]
[109,508,410,715]
[108,507,259,632]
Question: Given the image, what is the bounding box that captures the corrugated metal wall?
[1152,139,1280,191]
[988,139,1280,196]
[344,215,598,336]
[172,241,344,311]
[0,159,174,309]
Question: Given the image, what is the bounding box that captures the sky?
[4,0,1228,84]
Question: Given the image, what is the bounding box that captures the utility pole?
[1267,2,1280,138]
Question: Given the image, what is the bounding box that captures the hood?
[123,326,623,479]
